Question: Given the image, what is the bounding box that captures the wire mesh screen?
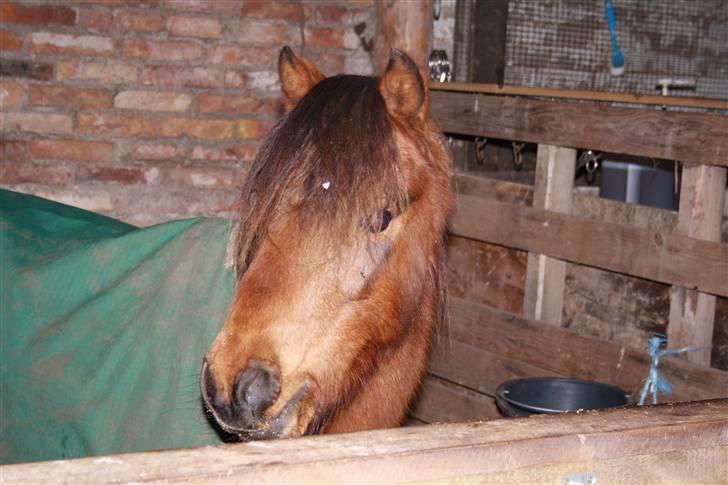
[504,0,728,99]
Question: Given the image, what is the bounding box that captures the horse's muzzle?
[200,359,307,440]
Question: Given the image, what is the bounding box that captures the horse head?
[201,46,453,440]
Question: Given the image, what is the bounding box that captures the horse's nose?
[232,362,280,422]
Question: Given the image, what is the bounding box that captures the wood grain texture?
[431,90,728,167]
[4,400,726,484]
[432,81,728,110]
[451,194,728,297]
[523,144,575,324]
[448,297,728,401]
[409,375,500,424]
[669,164,727,365]
[426,337,563,396]
[373,0,433,72]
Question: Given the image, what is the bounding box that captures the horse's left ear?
[379,49,428,122]
[278,46,324,111]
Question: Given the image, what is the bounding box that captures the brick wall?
[0,0,375,226]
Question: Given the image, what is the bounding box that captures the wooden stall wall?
[411,85,728,424]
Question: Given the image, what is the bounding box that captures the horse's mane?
[234,75,408,277]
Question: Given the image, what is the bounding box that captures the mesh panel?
[505,0,728,99]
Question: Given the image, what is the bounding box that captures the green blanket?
[1,189,232,464]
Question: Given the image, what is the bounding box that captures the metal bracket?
[561,471,597,485]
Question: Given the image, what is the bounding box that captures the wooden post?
[523,144,576,325]
[374,0,433,73]
[668,164,727,365]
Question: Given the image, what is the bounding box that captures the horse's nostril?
[233,362,280,420]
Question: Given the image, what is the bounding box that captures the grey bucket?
[496,377,631,417]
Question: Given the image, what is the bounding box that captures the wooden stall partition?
[409,83,728,423]
[3,400,726,484]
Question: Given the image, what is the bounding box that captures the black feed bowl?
[496,377,631,417]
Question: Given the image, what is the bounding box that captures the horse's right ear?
[278,46,324,111]
[379,49,427,122]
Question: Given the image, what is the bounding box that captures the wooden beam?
[431,90,728,167]
[374,0,433,73]
[427,337,563,397]
[447,297,728,401]
[451,194,728,298]
[668,165,727,365]
[454,172,680,234]
[432,81,728,111]
[4,400,727,484]
[523,145,576,325]
[409,375,500,424]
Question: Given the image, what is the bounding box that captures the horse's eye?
[370,209,393,233]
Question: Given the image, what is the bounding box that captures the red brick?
[29,139,114,162]
[122,39,202,61]
[0,3,76,26]
[29,85,112,109]
[111,11,164,32]
[114,90,192,112]
[1,81,24,108]
[81,9,113,31]
[223,70,246,88]
[189,145,235,161]
[77,165,150,185]
[240,1,300,22]
[167,15,222,39]
[126,143,185,161]
[207,46,273,65]
[162,0,240,13]
[314,5,352,24]
[56,61,138,84]
[160,118,233,140]
[246,70,280,92]
[75,0,158,5]
[78,112,157,137]
[197,93,275,114]
[231,20,288,46]
[0,29,22,51]
[30,32,114,56]
[141,65,220,88]
[0,139,28,161]
[162,164,238,188]
[2,112,72,134]
[304,27,359,49]
[0,59,53,80]
[0,161,72,185]
[236,119,273,140]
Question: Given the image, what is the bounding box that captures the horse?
[200,46,454,440]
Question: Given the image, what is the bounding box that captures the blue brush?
[605,0,625,76]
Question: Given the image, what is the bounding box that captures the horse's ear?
[278,46,324,111]
[379,49,427,122]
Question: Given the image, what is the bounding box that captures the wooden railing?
[431,84,727,368]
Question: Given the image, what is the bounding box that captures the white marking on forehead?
[322,181,331,190]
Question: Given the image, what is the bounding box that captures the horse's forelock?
[234,75,408,277]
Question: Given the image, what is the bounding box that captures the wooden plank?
[427,337,563,396]
[448,297,728,401]
[431,90,728,167]
[409,375,500,424]
[374,0,433,72]
[669,165,727,365]
[451,194,728,298]
[4,400,726,484]
[523,145,576,324]
[432,81,728,110]
[454,172,681,234]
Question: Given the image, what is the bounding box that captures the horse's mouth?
[200,359,310,440]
